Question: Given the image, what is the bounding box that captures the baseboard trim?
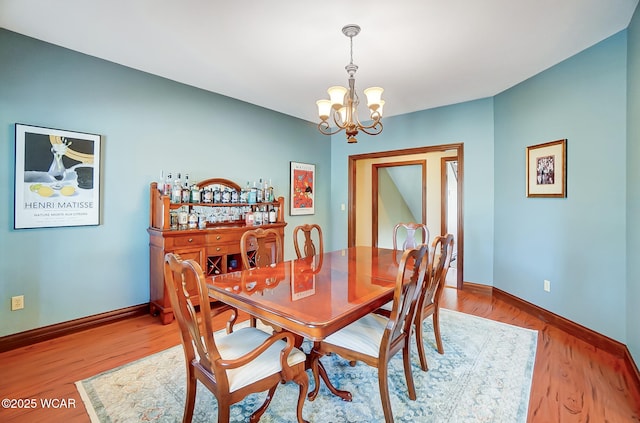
[490,286,640,390]
[0,304,149,353]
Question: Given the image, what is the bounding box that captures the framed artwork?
[526,139,567,198]
[14,123,102,229]
[290,161,315,215]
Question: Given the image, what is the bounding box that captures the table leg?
[307,342,353,402]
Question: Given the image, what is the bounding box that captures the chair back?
[163,253,225,384]
[383,244,429,350]
[418,234,455,312]
[393,222,430,251]
[293,223,324,259]
[240,228,283,269]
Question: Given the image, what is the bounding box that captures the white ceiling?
[1,0,638,123]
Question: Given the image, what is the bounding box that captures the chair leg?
[378,365,394,423]
[217,403,231,423]
[415,318,429,372]
[249,383,278,423]
[402,343,417,400]
[183,369,197,423]
[433,309,444,354]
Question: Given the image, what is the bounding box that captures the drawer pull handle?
[188,238,193,243]
[216,235,221,240]
[216,247,221,251]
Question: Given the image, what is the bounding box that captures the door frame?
[348,143,464,289]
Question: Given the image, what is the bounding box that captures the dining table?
[207,246,403,401]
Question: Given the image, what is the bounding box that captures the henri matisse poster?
[14,124,102,229]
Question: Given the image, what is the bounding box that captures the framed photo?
[14,124,102,229]
[290,161,315,215]
[526,139,567,198]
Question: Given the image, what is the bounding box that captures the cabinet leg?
[160,311,174,325]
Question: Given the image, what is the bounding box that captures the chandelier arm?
[352,111,382,131]
[358,121,384,136]
[318,121,346,136]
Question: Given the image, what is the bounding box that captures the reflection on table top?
[207,246,402,341]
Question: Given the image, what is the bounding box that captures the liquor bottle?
[221,187,231,203]
[241,181,250,203]
[268,178,274,202]
[262,206,269,226]
[213,185,222,203]
[163,172,172,196]
[256,179,263,203]
[254,206,263,226]
[172,173,182,204]
[191,184,201,203]
[248,181,257,204]
[262,178,269,203]
[181,174,190,203]
[269,206,277,223]
[203,187,213,203]
[245,207,255,226]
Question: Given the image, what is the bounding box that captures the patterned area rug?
[76,309,537,422]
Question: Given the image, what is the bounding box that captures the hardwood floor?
[1,286,639,422]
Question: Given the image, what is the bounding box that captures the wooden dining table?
[207,246,403,401]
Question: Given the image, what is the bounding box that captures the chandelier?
[316,24,384,144]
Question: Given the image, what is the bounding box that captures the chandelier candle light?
[316,24,384,144]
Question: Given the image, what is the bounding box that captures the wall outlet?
[11,295,24,311]
[543,280,551,292]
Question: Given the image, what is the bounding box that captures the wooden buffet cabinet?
[148,178,286,324]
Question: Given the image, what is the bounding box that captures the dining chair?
[240,227,283,270]
[392,222,430,251]
[163,253,309,423]
[414,233,455,371]
[309,245,429,423]
[293,224,324,259]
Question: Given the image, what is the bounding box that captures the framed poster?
[290,161,315,215]
[526,139,567,198]
[14,124,102,229]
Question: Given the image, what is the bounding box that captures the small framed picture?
[290,161,315,215]
[14,123,102,229]
[526,139,567,198]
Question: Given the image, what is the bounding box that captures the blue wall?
[494,31,628,341]
[627,7,640,365]
[328,99,495,285]
[0,29,331,337]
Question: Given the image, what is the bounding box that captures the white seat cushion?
[214,327,306,392]
[323,313,388,358]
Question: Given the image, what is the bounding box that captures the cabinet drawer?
[173,234,205,247]
[206,232,236,244]
[208,245,228,255]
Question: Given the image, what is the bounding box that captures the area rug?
[76,309,538,422]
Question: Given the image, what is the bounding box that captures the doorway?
[348,144,464,289]
[372,160,426,248]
